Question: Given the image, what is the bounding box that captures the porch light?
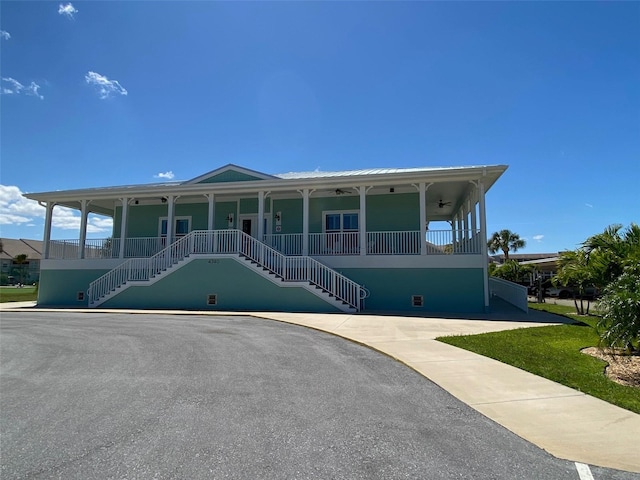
[275,213,281,222]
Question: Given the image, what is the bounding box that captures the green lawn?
[0,286,37,303]
[437,303,640,414]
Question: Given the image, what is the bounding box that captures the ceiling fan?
[438,199,452,208]
[334,188,348,195]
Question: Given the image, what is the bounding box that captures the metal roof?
[274,165,488,180]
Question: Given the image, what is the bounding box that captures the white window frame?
[322,210,360,233]
[158,216,192,238]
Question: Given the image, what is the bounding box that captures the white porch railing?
[50,229,483,259]
[367,231,421,255]
[87,230,366,311]
[48,237,165,259]
[489,277,528,312]
[309,232,360,255]
[262,234,303,256]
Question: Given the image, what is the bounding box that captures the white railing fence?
[309,232,359,255]
[262,234,303,256]
[489,277,528,312]
[50,229,483,259]
[367,231,420,255]
[88,230,366,311]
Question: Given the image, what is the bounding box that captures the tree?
[596,262,640,353]
[578,223,640,352]
[13,254,28,285]
[553,249,597,315]
[487,229,526,261]
[490,259,533,284]
[582,223,640,288]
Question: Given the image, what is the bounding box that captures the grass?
[0,286,37,303]
[437,302,640,414]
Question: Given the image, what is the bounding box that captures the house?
[24,164,507,313]
[0,238,43,285]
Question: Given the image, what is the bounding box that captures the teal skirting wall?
[37,262,485,313]
[38,269,111,306]
[340,267,485,313]
[102,259,340,312]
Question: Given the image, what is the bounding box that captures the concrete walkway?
[2,301,639,473]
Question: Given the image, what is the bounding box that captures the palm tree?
[487,229,526,261]
[582,223,640,287]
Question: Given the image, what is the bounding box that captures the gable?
[197,170,265,184]
[186,164,275,185]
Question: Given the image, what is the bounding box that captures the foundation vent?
[412,295,423,307]
[207,294,218,306]
[77,291,85,301]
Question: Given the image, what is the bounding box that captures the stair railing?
[88,230,365,310]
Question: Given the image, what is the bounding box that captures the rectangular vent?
[77,291,85,301]
[412,295,423,307]
[207,294,217,305]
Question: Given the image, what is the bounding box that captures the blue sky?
[1,1,638,252]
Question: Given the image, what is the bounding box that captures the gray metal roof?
[274,165,485,180]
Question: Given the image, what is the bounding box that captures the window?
[324,211,359,233]
[159,216,192,238]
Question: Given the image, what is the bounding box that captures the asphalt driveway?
[0,312,634,479]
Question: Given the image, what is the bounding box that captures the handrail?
[88,230,365,310]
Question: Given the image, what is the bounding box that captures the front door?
[242,218,252,236]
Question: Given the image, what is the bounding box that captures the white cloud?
[585,203,593,208]
[533,234,544,242]
[85,71,127,99]
[0,185,112,234]
[0,30,10,40]
[154,171,175,180]
[1,77,44,99]
[58,3,78,18]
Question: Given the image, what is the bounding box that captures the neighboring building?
[491,253,560,280]
[24,163,507,313]
[0,238,43,284]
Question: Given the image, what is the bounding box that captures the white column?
[79,199,90,259]
[359,186,367,256]
[257,191,265,240]
[463,202,469,241]
[478,181,489,310]
[206,193,215,230]
[302,189,310,256]
[419,182,426,255]
[119,197,129,259]
[470,190,477,232]
[42,202,55,259]
[166,195,175,245]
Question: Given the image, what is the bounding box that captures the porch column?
[257,191,265,241]
[451,215,457,245]
[302,189,310,256]
[419,182,427,255]
[78,199,90,259]
[478,180,489,310]
[470,191,477,233]
[206,193,215,230]
[166,195,175,245]
[462,203,469,241]
[358,186,368,256]
[42,201,56,259]
[119,197,129,259]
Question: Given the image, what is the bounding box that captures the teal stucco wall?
[339,267,484,313]
[38,269,111,306]
[103,258,341,312]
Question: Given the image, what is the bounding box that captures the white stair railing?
[88,230,366,310]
